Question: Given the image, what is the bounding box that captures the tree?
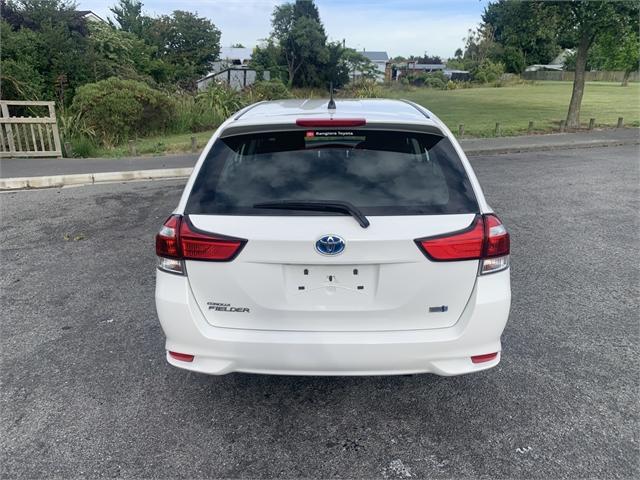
[145,10,221,88]
[86,21,166,84]
[251,39,288,82]
[109,0,149,37]
[482,0,560,70]
[323,41,350,88]
[343,49,378,82]
[590,30,640,86]
[271,0,328,87]
[549,0,638,127]
[0,0,93,103]
[0,20,45,99]
[408,53,443,64]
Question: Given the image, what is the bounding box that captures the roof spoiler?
[219,122,445,138]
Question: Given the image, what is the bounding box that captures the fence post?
[0,103,16,153]
[559,120,566,133]
[128,140,137,156]
[494,122,501,136]
[617,117,624,128]
[527,121,534,135]
[64,141,72,157]
[190,136,197,153]
[458,124,464,137]
[588,118,595,130]
[48,102,63,158]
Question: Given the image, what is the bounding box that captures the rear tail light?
[415,214,510,275]
[155,215,246,274]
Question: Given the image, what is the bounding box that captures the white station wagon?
[155,98,511,376]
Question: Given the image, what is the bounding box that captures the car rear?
[155,99,511,376]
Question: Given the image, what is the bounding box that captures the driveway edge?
[0,167,194,191]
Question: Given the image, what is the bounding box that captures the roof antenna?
[328,82,336,111]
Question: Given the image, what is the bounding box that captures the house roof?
[74,10,105,22]
[361,51,389,62]
[409,64,446,70]
[219,47,253,62]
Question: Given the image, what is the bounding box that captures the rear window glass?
[186,130,478,216]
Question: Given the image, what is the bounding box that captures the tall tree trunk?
[566,34,591,129]
[287,65,294,88]
[621,70,631,87]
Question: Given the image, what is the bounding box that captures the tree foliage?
[109,0,148,36]
[144,10,221,88]
[0,0,223,101]
[250,0,356,90]
[473,0,638,125]
[270,0,328,87]
[482,0,560,72]
[549,0,638,126]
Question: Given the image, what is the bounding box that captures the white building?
[360,51,389,82]
[197,47,267,91]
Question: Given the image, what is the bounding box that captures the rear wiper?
[253,200,370,228]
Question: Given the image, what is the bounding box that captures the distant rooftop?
[361,51,389,62]
[219,47,253,62]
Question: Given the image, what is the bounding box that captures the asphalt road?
[1,145,638,479]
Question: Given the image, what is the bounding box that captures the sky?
[79,0,489,59]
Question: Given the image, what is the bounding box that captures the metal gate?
[0,101,63,158]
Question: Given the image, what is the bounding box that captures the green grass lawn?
[389,81,640,137]
[94,81,639,157]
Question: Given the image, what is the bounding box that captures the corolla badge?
[315,235,345,256]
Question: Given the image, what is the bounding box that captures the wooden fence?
[0,101,62,158]
[522,70,639,82]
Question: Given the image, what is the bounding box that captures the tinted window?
[186,130,478,216]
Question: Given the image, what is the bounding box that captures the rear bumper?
[155,269,510,376]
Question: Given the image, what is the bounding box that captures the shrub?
[71,77,175,146]
[58,110,96,145]
[172,95,225,133]
[405,71,447,89]
[338,80,382,98]
[472,60,505,84]
[424,77,446,89]
[69,135,97,158]
[248,80,291,101]
[494,73,525,87]
[195,82,246,119]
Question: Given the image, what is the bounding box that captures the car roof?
[234,98,436,126]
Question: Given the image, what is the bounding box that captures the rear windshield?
[186,129,478,216]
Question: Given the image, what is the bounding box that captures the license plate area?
[284,264,378,308]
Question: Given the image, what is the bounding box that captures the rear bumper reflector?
[471,352,498,364]
[169,351,194,362]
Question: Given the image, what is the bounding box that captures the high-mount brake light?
[155,215,246,274]
[296,118,366,127]
[415,214,510,275]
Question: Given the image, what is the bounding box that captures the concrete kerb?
[0,167,193,191]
